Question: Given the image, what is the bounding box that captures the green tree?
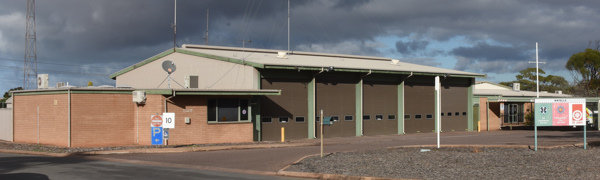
[565,48,600,96]
[87,81,93,86]
[500,68,569,93]
[1,87,23,108]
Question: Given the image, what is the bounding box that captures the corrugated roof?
[181,44,486,77]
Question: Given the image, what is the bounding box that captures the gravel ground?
[286,146,600,180]
[0,140,287,154]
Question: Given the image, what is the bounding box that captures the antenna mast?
[172,0,177,52]
[205,9,209,45]
[24,0,37,89]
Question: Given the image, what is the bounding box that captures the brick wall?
[14,94,69,147]
[135,94,165,145]
[70,93,134,147]
[161,95,253,145]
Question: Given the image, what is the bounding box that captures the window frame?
[295,116,305,123]
[363,114,371,120]
[207,98,253,123]
[331,115,340,122]
[388,114,396,120]
[344,115,353,121]
[279,116,289,123]
[262,116,272,123]
[375,114,384,120]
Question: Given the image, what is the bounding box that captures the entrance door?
[509,104,518,123]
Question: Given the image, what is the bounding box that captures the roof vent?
[512,83,520,91]
[391,59,400,65]
[277,51,288,59]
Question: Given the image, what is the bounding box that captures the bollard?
[281,127,285,142]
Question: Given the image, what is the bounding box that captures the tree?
[500,68,569,93]
[1,87,23,108]
[87,81,93,86]
[565,48,600,96]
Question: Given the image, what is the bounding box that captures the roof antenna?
[288,0,290,54]
[205,9,209,45]
[172,0,177,52]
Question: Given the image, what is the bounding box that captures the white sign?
[162,112,175,129]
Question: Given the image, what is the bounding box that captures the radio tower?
[24,0,37,89]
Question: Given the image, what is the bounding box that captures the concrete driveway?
[90,130,600,173]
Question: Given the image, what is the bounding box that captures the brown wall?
[316,75,357,138]
[440,83,469,132]
[14,94,69,147]
[363,81,398,136]
[260,79,309,141]
[71,94,135,147]
[404,80,436,133]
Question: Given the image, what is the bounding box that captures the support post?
[435,76,441,148]
[320,110,324,157]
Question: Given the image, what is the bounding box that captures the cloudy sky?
[1,0,598,94]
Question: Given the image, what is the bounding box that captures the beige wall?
[478,98,502,131]
[0,109,13,141]
[116,53,260,89]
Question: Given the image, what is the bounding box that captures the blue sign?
[151,127,163,145]
[323,117,333,125]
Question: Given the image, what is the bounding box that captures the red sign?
[151,115,163,127]
[571,104,584,125]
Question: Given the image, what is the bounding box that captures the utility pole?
[287,0,290,53]
[24,0,37,89]
[529,42,546,98]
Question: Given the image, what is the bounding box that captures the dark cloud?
[395,40,429,55]
[451,42,527,61]
[2,0,600,92]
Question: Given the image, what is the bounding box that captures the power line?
[0,57,120,70]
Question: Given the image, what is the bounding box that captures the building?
[11,45,485,147]
[473,81,578,130]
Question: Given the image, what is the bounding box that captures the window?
[262,117,272,123]
[441,113,444,116]
[426,114,433,119]
[316,116,320,122]
[388,114,396,120]
[363,115,371,120]
[462,112,467,116]
[375,115,383,120]
[344,115,353,121]
[415,114,422,119]
[331,116,339,121]
[404,114,411,119]
[295,116,305,123]
[207,98,252,123]
[279,116,289,123]
[455,112,460,116]
[208,99,217,122]
[447,112,452,116]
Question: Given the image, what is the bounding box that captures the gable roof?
[474,81,571,98]
[110,44,486,79]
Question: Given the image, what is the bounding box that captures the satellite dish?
[162,60,176,74]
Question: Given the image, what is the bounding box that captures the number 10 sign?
[162,112,175,129]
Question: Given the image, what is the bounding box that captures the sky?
[1,0,599,94]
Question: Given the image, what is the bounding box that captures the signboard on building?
[535,99,586,126]
[151,127,163,145]
[151,115,163,127]
[162,113,175,129]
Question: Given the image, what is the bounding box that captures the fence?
[0,109,13,141]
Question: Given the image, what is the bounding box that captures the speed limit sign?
[162,112,175,129]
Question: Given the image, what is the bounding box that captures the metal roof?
[181,44,485,78]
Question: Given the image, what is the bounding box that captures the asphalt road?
[94,130,600,173]
[0,153,306,180]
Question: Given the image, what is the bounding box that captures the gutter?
[165,90,176,113]
[68,88,71,147]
